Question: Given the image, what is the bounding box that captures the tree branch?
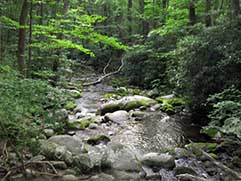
[83,57,125,86]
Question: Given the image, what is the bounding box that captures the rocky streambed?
[26,74,240,181]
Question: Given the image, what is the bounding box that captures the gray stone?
[98,95,156,115]
[48,135,82,155]
[174,166,197,176]
[43,129,54,138]
[108,144,142,172]
[73,154,93,172]
[89,123,98,129]
[176,174,210,181]
[104,110,129,124]
[62,174,78,181]
[141,152,175,169]
[90,173,114,181]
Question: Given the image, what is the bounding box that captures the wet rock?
[87,134,110,145]
[176,174,209,181]
[54,146,73,165]
[112,170,143,181]
[98,95,156,115]
[89,123,98,129]
[43,129,54,138]
[69,90,82,98]
[130,110,145,121]
[73,154,93,172]
[108,143,142,172]
[141,152,175,169]
[142,166,161,180]
[174,148,191,159]
[90,173,114,181]
[48,135,82,155]
[62,174,78,181]
[40,140,58,159]
[67,117,94,129]
[104,110,129,124]
[174,166,197,176]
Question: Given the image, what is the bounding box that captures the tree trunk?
[28,0,33,75]
[128,0,133,36]
[231,0,241,18]
[139,0,150,36]
[17,0,29,75]
[189,0,196,25]
[52,0,69,72]
[205,0,212,26]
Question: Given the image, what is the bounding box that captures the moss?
[65,101,77,110]
[87,134,111,145]
[155,97,185,113]
[187,142,218,153]
[122,99,150,111]
[70,91,82,98]
[67,118,94,129]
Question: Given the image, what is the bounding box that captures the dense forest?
[1,0,241,180]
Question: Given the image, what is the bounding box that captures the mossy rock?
[69,90,82,98]
[156,97,185,113]
[65,101,77,111]
[87,134,111,145]
[186,142,218,157]
[67,118,94,129]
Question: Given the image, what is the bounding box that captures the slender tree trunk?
[52,0,69,72]
[139,0,149,36]
[39,1,43,25]
[189,0,196,25]
[231,0,241,18]
[205,0,212,26]
[17,0,29,75]
[128,0,133,36]
[28,0,33,75]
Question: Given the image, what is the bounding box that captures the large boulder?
[48,135,83,155]
[104,110,129,124]
[98,95,156,115]
[141,152,175,169]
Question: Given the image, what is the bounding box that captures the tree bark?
[17,0,29,75]
[28,0,33,75]
[189,0,196,25]
[231,0,241,18]
[139,0,150,36]
[205,0,212,26]
[52,0,69,72]
[128,0,133,36]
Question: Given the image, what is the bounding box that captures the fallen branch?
[200,150,241,180]
[83,57,125,86]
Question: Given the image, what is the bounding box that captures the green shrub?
[0,65,69,154]
[170,20,241,110]
[202,88,241,139]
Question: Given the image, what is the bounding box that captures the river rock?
[90,173,114,181]
[43,128,54,138]
[89,123,98,129]
[174,166,197,176]
[108,143,142,172]
[62,174,78,181]
[87,134,111,145]
[104,110,129,124]
[176,174,210,181]
[48,135,83,155]
[73,154,93,172]
[141,152,175,169]
[98,95,156,115]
